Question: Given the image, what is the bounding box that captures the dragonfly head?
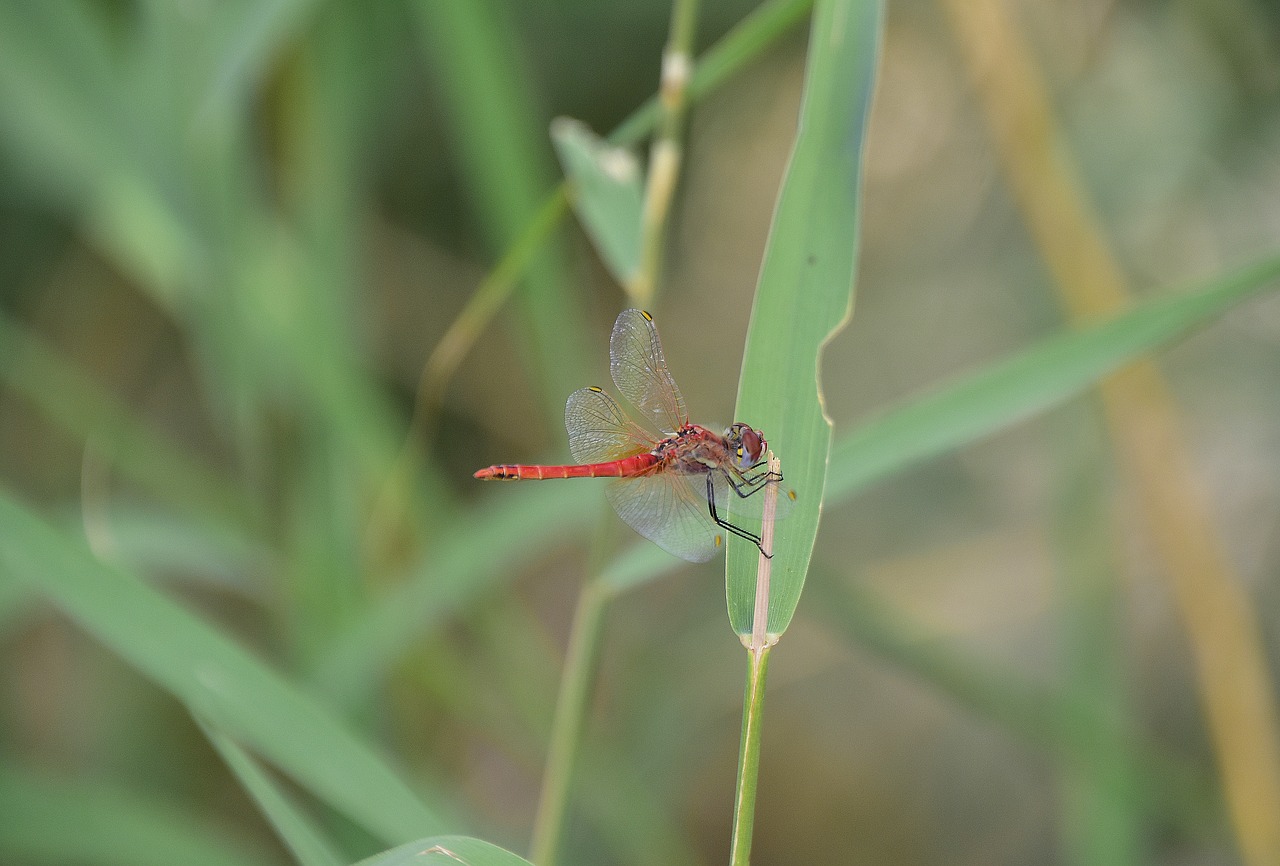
[726,423,767,471]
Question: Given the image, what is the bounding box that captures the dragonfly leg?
[706,474,771,558]
[724,465,784,499]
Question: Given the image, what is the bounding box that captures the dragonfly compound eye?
[731,425,765,469]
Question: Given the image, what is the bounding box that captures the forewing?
[607,472,721,563]
[609,309,688,435]
[565,387,654,464]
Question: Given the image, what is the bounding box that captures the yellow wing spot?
[714,534,723,548]
[788,489,797,501]
[588,386,604,393]
[640,310,653,321]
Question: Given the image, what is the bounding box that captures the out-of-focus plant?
[2,1,1279,864]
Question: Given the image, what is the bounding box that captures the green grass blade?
[202,725,344,866]
[89,506,266,596]
[1050,417,1144,865]
[551,117,644,285]
[411,0,589,419]
[0,764,275,866]
[0,491,447,845]
[199,0,322,120]
[598,542,685,594]
[312,483,604,706]
[803,574,1212,827]
[826,251,1280,502]
[0,2,126,196]
[0,314,256,529]
[726,0,884,637]
[356,836,534,866]
[0,567,34,639]
[0,4,201,294]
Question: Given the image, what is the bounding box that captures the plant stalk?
[942,1,1280,862]
[729,645,771,866]
[529,577,610,866]
[630,0,701,305]
[730,456,781,864]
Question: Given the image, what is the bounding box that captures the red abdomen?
[474,453,657,481]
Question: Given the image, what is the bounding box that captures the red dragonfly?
[475,309,791,562]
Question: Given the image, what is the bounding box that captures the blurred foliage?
[1,1,1280,865]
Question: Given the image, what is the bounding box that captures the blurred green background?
[2,0,1280,864]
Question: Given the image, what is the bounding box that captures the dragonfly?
[474,309,792,562]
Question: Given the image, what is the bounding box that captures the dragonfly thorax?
[649,425,726,475]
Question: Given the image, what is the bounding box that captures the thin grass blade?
[202,725,344,866]
[827,252,1280,502]
[411,0,589,420]
[312,483,604,706]
[0,491,447,845]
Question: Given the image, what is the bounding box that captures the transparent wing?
[609,309,688,435]
[606,471,722,563]
[565,387,655,464]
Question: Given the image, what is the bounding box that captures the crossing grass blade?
[355,836,534,866]
[311,483,605,707]
[202,726,344,866]
[726,0,884,637]
[0,491,448,846]
[826,251,1280,503]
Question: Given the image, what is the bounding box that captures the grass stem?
[529,577,610,866]
[730,457,781,864]
[729,645,771,866]
[630,0,700,305]
[942,2,1280,861]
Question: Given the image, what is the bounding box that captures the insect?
[474,309,792,562]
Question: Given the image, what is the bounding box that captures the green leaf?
[0,491,447,846]
[199,0,323,120]
[355,836,534,866]
[826,251,1280,502]
[551,117,644,285]
[202,725,344,866]
[0,764,274,866]
[726,0,884,636]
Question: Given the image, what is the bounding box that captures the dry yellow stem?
[941,1,1280,862]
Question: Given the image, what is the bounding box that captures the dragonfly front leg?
[723,465,784,499]
[706,474,771,558]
